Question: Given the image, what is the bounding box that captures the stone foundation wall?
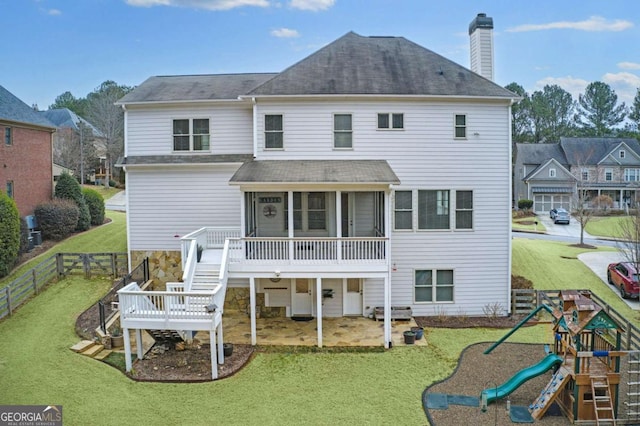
[225,288,286,318]
[130,250,182,290]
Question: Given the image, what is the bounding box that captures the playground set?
[425,290,631,424]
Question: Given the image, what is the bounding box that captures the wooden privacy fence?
[512,289,640,351]
[0,253,127,321]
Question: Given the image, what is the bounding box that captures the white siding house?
[117,27,516,351]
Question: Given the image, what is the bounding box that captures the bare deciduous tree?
[616,209,640,278]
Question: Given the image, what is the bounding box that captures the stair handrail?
[181,239,198,292]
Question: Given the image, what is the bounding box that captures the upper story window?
[581,169,589,181]
[625,168,640,182]
[173,119,210,152]
[265,114,283,149]
[620,150,626,159]
[5,127,12,145]
[334,114,352,149]
[394,190,413,230]
[418,190,449,230]
[454,114,466,138]
[455,191,473,230]
[6,181,13,198]
[377,113,403,130]
[605,168,613,181]
[549,168,556,178]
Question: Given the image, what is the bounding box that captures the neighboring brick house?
[0,85,56,216]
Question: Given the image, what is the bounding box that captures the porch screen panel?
[307,192,326,230]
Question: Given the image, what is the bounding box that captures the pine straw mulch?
[424,342,634,426]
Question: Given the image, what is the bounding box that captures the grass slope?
[0,274,548,425]
[584,216,629,238]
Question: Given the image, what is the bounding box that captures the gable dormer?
[598,141,640,166]
[525,158,574,182]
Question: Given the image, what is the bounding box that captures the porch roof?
[229,160,400,185]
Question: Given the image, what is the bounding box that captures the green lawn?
[584,216,630,238]
[0,273,547,425]
[1,215,635,425]
[81,184,123,201]
[512,217,546,233]
[0,211,127,286]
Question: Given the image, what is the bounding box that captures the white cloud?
[507,16,633,33]
[534,76,590,100]
[271,28,300,38]
[289,0,334,11]
[48,8,62,15]
[125,0,269,10]
[603,72,640,105]
[619,62,640,71]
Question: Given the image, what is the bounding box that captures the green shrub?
[517,199,534,210]
[76,199,91,232]
[82,188,105,225]
[54,172,90,231]
[0,192,20,277]
[19,217,30,254]
[35,199,79,241]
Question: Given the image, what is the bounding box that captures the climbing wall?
[530,366,572,420]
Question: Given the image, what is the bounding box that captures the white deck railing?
[181,227,241,270]
[227,237,387,264]
[118,282,225,326]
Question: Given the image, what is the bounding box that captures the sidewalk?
[105,190,126,211]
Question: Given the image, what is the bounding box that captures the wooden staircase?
[530,367,571,419]
[191,263,220,292]
[591,376,616,425]
[70,340,111,360]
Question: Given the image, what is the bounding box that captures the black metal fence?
[0,253,127,321]
[98,257,149,334]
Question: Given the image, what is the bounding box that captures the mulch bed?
[129,342,254,381]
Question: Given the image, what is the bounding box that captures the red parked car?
[607,262,640,299]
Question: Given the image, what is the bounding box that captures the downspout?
[251,97,257,158]
[122,104,132,272]
[507,101,514,315]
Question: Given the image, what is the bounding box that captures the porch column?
[250,277,257,345]
[288,191,294,262]
[217,316,225,365]
[136,328,143,360]
[316,277,323,348]
[384,275,391,348]
[210,328,218,380]
[620,189,624,209]
[240,191,246,237]
[336,191,342,262]
[123,327,132,372]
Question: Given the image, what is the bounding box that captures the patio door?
[341,192,354,237]
[343,278,362,316]
[291,279,313,316]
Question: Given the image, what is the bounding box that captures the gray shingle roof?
[0,85,55,128]
[116,154,253,167]
[40,108,104,137]
[516,143,568,166]
[229,160,400,184]
[248,32,516,97]
[117,73,278,104]
[560,137,640,164]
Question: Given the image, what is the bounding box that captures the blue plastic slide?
[480,353,563,405]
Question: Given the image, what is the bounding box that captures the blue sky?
[3,0,640,110]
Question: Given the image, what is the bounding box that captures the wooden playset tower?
[530,290,624,424]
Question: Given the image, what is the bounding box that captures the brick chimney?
[469,13,494,81]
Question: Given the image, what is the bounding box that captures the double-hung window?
[581,169,589,181]
[6,181,13,198]
[334,114,352,148]
[605,168,613,181]
[284,192,326,231]
[455,191,473,229]
[418,190,450,230]
[394,191,413,230]
[625,169,640,182]
[265,114,283,149]
[173,119,210,151]
[377,113,403,130]
[4,127,12,145]
[454,114,466,138]
[415,269,454,302]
